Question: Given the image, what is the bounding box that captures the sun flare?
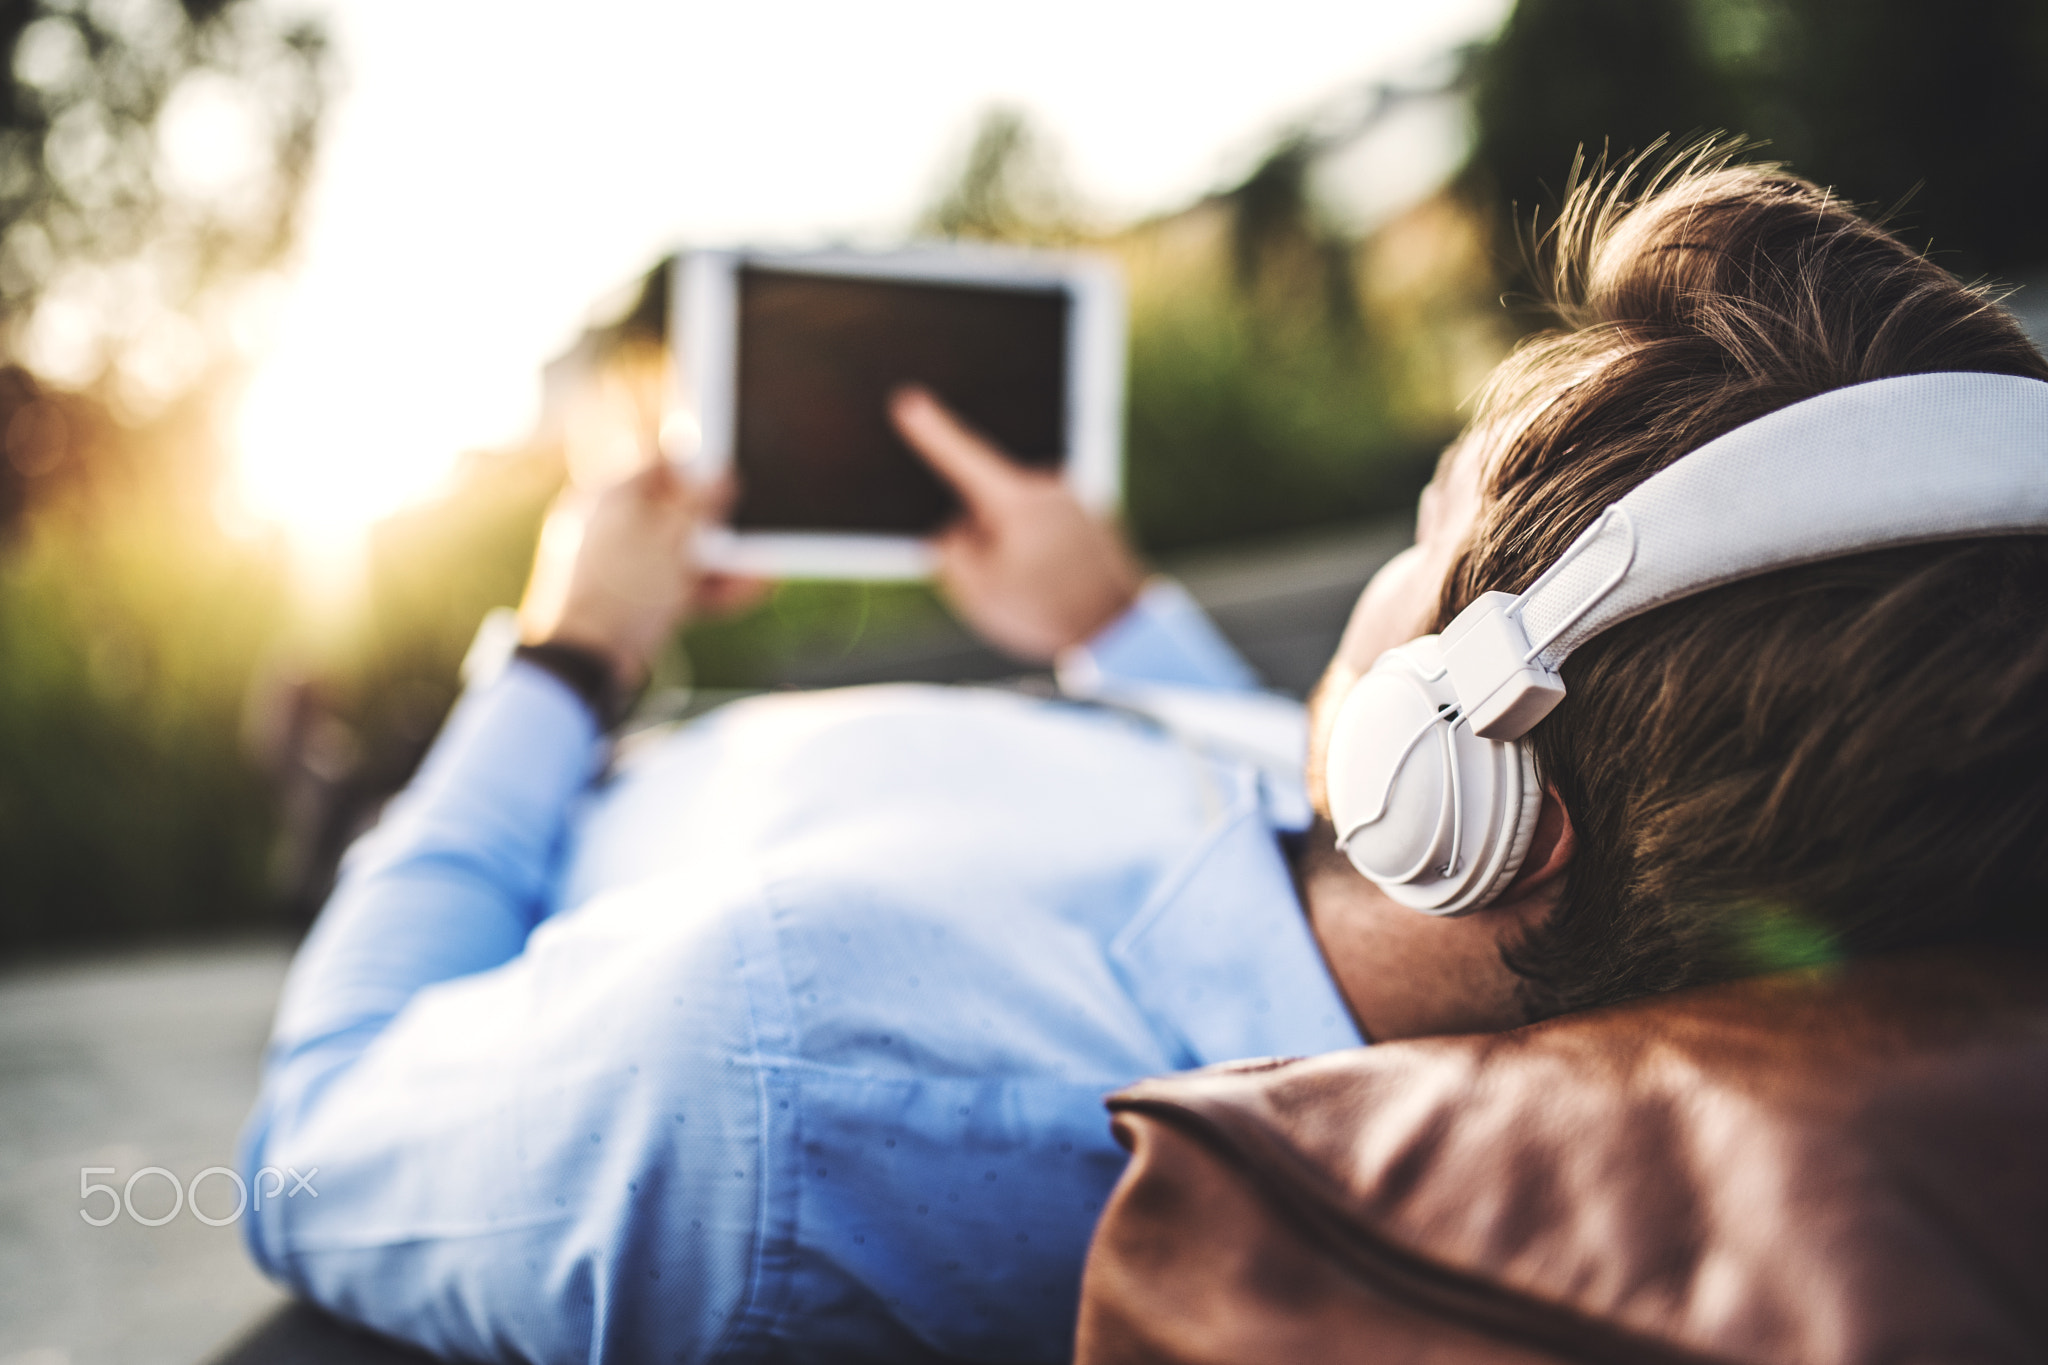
[228,317,520,597]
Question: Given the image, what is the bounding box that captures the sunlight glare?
[231,314,507,599]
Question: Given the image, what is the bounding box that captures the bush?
[0,471,286,948]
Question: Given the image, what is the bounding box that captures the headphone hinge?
[1442,592,1568,740]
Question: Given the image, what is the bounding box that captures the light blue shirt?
[239,582,1362,1363]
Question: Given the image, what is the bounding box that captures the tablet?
[666,246,1125,579]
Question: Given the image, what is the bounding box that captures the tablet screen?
[730,266,1069,535]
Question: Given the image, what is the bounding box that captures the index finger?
[889,387,1025,515]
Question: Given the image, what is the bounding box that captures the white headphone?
[1324,372,2048,915]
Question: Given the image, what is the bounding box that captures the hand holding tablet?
[521,383,1143,687]
[889,386,1142,661]
[521,238,1145,698]
[516,464,770,688]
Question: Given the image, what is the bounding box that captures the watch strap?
[512,641,635,732]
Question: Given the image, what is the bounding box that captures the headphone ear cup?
[1474,741,1543,909]
[1326,640,1547,916]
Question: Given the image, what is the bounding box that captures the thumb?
[889,387,1023,517]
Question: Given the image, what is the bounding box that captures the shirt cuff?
[407,658,607,816]
[1057,577,1261,695]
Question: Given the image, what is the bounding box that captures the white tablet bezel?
[667,245,1125,580]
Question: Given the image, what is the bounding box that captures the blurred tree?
[920,104,1078,244]
[1470,0,2048,280]
[1223,133,1360,335]
[0,0,329,951]
[1,0,328,378]
[0,0,328,533]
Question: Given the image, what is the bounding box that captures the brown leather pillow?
[1077,951,2048,1365]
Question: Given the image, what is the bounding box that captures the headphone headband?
[1445,372,2048,740]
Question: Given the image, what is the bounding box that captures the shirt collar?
[1107,766,1363,1069]
[1065,680,1317,832]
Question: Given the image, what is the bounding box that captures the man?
[240,154,2048,1361]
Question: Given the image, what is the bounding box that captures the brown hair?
[1440,147,2048,1020]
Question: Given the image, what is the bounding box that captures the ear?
[1498,786,1575,905]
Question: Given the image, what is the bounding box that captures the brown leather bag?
[1076,952,2048,1365]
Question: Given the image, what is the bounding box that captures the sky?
[230,0,1512,556]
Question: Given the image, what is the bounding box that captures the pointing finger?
[889,386,1024,516]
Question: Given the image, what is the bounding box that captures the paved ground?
[0,519,1405,1365]
[0,943,293,1365]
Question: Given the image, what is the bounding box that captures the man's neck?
[1294,821,1539,1042]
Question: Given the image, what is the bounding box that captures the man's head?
[1309,150,2048,1023]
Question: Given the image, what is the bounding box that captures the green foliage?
[1124,280,1437,551]
[1119,139,1446,551]
[0,463,287,947]
[1471,0,2048,278]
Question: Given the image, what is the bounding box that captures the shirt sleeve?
[239,660,602,1261]
[235,661,770,1362]
[1056,576,1261,695]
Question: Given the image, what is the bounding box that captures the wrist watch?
[461,607,638,732]
[513,641,631,730]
